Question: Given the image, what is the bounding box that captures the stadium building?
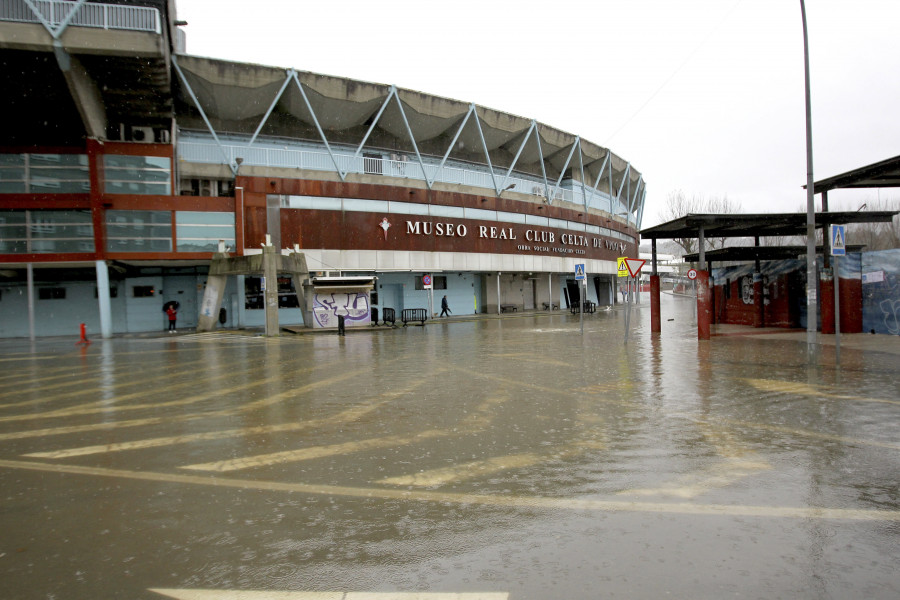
[0,0,645,338]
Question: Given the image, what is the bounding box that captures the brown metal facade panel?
[270,209,635,261]
[237,174,640,260]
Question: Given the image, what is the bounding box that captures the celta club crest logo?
[379,217,391,240]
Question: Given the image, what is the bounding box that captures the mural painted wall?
[312,292,371,329]
[862,249,900,335]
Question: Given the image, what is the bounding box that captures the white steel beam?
[248,71,295,147]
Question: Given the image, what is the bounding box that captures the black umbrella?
[162,300,180,312]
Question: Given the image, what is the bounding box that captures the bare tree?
[657,190,743,257]
[844,196,900,251]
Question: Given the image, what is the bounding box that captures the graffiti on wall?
[861,249,900,335]
[739,275,770,306]
[312,292,370,328]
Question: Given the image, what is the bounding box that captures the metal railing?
[0,0,161,34]
[178,137,627,216]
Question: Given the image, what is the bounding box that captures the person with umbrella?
[163,301,179,333]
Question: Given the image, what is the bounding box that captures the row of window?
[0,210,235,253]
[0,154,171,195]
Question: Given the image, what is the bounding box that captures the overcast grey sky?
[175,0,900,226]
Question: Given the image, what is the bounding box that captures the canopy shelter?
[639,210,896,337]
[641,210,896,270]
[640,154,899,338]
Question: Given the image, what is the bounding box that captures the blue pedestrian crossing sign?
[575,264,586,281]
[830,225,846,256]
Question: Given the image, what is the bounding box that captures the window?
[0,210,93,253]
[104,155,171,195]
[415,275,447,291]
[95,287,119,299]
[106,210,172,252]
[277,277,299,308]
[0,153,90,193]
[175,211,235,252]
[38,287,66,300]
[244,276,300,309]
[133,286,155,297]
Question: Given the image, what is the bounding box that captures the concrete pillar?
[95,260,112,338]
[197,274,227,332]
[263,244,279,336]
[26,263,35,341]
[697,270,711,340]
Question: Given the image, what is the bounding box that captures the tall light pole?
[800,0,817,353]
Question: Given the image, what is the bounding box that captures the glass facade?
[105,210,172,252]
[0,153,90,193]
[175,211,235,252]
[103,155,171,195]
[0,210,94,253]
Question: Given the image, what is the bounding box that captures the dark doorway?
[564,280,581,309]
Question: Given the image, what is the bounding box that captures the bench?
[500,304,518,313]
[541,302,559,310]
[381,307,396,327]
[401,308,428,326]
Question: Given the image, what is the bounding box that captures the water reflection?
[2,295,899,598]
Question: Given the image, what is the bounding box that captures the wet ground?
[1,294,899,599]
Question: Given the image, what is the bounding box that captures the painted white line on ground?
[2,459,898,522]
[181,430,445,472]
[618,459,773,499]
[377,453,543,487]
[149,590,508,600]
[742,377,900,406]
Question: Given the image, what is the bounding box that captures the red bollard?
[76,322,91,345]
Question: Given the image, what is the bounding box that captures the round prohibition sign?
[422,275,432,286]
[687,269,698,280]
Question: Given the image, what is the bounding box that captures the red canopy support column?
[650,239,661,333]
[697,270,711,340]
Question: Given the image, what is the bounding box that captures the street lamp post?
[800,0,817,354]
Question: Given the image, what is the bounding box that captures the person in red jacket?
[166,304,177,333]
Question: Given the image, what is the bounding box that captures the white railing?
[0,0,161,34]
[178,138,624,215]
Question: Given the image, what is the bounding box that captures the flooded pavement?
[1,294,899,599]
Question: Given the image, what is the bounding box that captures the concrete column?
[197,274,228,332]
[95,260,112,338]
[496,273,501,315]
[263,244,279,336]
[27,263,35,341]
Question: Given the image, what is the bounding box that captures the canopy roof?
[682,245,867,263]
[173,55,641,190]
[811,155,900,194]
[640,211,898,240]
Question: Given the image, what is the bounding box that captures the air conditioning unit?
[130,126,154,142]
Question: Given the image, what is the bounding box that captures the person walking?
[440,295,451,317]
[166,304,177,333]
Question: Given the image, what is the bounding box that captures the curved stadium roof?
[173,54,644,210]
